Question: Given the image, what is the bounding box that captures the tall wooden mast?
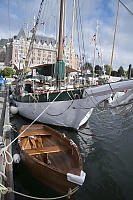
[56,0,65,89]
[110,0,120,77]
[57,0,64,61]
[69,0,75,69]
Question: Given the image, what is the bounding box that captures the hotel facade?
[11,28,80,71]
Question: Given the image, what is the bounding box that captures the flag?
[30,27,35,33]
[98,52,100,59]
[41,21,45,25]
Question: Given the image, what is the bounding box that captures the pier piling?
[0,88,14,200]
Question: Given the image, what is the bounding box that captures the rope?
[0,172,7,181]
[0,184,9,195]
[46,100,74,116]
[8,0,11,38]
[0,91,63,164]
[0,147,13,165]
[30,90,78,117]
[3,124,17,133]
[78,130,100,137]
[0,183,79,199]
[119,0,133,16]
[77,0,86,66]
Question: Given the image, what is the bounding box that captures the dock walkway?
[0,88,14,200]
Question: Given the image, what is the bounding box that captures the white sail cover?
[109,89,133,107]
[84,79,133,97]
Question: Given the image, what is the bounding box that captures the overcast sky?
[0,0,133,71]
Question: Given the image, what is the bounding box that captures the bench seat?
[25,145,68,155]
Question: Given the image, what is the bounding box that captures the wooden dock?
[0,88,14,200]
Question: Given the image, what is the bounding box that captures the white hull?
[14,91,112,129]
[14,99,93,130]
[14,79,133,129]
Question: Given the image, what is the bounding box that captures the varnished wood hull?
[20,150,77,195]
[18,124,84,196]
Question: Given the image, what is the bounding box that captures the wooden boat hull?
[20,150,77,195]
[18,124,85,196]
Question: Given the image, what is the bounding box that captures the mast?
[24,22,29,63]
[67,0,75,85]
[56,0,65,89]
[92,21,98,85]
[110,0,120,77]
[69,0,75,69]
[57,0,64,61]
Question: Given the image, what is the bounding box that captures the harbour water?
[11,106,133,200]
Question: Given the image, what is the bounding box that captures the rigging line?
[20,0,26,25]
[77,0,86,65]
[26,0,45,69]
[46,100,74,116]
[1,91,63,152]
[8,0,11,38]
[84,86,109,111]
[75,1,82,64]
[98,29,104,68]
[107,99,133,109]
[119,0,133,15]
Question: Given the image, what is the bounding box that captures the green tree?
[2,67,14,77]
[118,66,124,76]
[104,64,111,75]
[95,65,103,76]
[84,62,93,73]
[131,68,133,77]
[0,69,2,77]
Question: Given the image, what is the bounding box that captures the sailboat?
[12,0,133,130]
[12,0,94,130]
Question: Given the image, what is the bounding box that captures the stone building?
[11,28,80,71]
[63,36,80,71]
[0,39,7,63]
[0,38,13,68]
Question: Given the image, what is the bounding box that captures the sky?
[0,0,133,71]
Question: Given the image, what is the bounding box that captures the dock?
[0,88,14,200]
